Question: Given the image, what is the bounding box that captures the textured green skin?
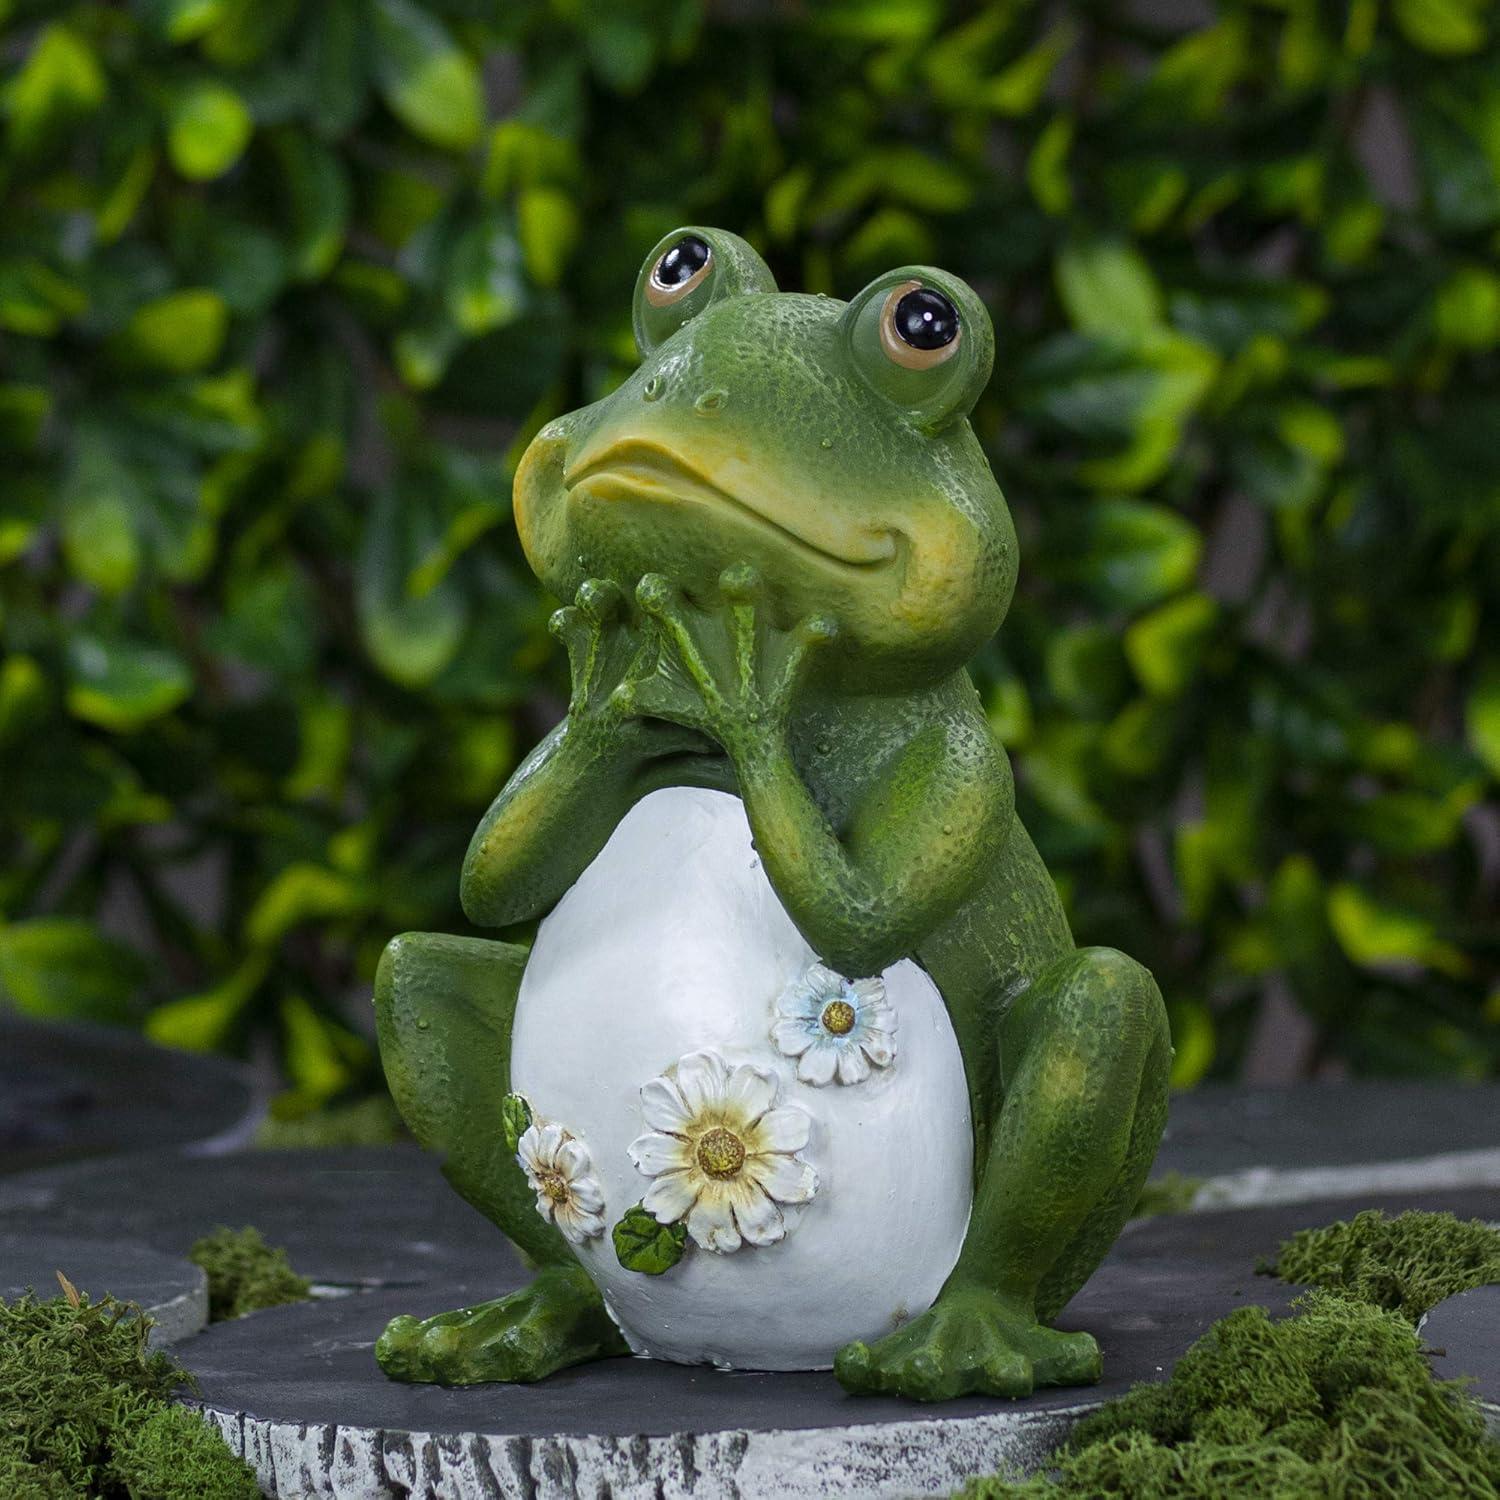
[374,228,1171,1401]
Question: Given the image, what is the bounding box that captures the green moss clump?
[1131,1173,1204,1219]
[0,1285,261,1498]
[188,1227,312,1322]
[961,1291,1500,1498]
[253,1094,406,1149]
[1261,1208,1500,1322]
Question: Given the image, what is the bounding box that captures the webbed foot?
[834,1287,1100,1402]
[376,1265,628,1385]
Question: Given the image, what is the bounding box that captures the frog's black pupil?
[657,236,710,288]
[893,288,959,350]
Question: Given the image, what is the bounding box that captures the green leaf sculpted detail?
[501,1092,533,1154]
[612,1204,687,1276]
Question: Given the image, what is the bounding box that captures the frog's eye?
[844,266,993,432]
[645,234,712,307]
[633,226,777,356]
[881,281,962,370]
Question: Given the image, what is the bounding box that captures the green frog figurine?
[374,227,1171,1402]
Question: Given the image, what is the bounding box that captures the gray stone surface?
[0,1016,257,1175]
[1424,1283,1500,1431]
[1155,1081,1500,1208]
[176,1186,1500,1500]
[0,1232,207,1344]
[0,1145,511,1289]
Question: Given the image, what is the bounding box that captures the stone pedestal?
[2,1082,1496,1497]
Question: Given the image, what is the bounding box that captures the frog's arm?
[462,579,698,928]
[460,719,638,927]
[625,568,1013,976]
[737,716,1011,976]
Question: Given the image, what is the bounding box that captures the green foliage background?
[1,0,1497,1111]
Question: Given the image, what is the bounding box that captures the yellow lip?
[563,439,898,571]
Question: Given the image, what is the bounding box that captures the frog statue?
[373,227,1172,1403]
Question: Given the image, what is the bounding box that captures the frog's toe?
[833,1338,874,1391]
[718,561,763,602]
[1027,1327,1101,1389]
[374,1314,431,1381]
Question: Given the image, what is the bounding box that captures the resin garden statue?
[373,228,1172,1403]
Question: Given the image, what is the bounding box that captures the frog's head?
[515,227,1016,690]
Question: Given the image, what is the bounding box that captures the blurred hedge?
[0,0,1496,1110]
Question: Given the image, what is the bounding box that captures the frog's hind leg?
[373,931,627,1385]
[836,946,1170,1402]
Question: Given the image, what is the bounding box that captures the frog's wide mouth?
[562,440,898,571]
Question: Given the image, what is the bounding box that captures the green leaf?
[613,1203,688,1275]
[1466,665,1500,777]
[1056,240,1163,339]
[1327,884,1468,975]
[1167,1000,1215,1089]
[0,918,147,1024]
[501,1093,533,1153]
[1124,593,1218,698]
[119,289,229,372]
[66,634,192,731]
[146,956,268,1051]
[518,186,578,290]
[4,25,107,153]
[1056,499,1202,609]
[282,992,366,1101]
[356,486,467,686]
[371,0,484,151]
[271,133,350,280]
[1393,0,1488,54]
[167,81,254,181]
[246,864,364,948]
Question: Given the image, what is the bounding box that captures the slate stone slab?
[177,1184,1500,1499]
[181,1242,1300,1499]
[1424,1284,1500,1431]
[1156,1081,1500,1207]
[0,1232,207,1344]
[0,1146,515,1289]
[0,1016,257,1175]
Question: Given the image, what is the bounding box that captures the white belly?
[510,786,973,1371]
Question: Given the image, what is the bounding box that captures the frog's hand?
[375,931,573,1269]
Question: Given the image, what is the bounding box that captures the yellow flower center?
[537,1169,570,1204]
[695,1125,747,1179]
[820,998,857,1036]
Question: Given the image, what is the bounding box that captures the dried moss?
[0,1283,260,1499]
[188,1226,312,1322]
[1261,1208,1500,1321]
[960,1210,1500,1498]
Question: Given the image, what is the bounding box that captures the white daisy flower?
[627,1050,817,1254]
[516,1119,607,1244]
[772,962,897,1086]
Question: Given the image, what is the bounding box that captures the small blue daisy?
[772,963,897,1086]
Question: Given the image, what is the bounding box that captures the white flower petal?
[643,1170,698,1224]
[629,1131,690,1176]
[674,1050,727,1115]
[732,1188,786,1247]
[797,1040,838,1087]
[640,1076,691,1132]
[771,1017,816,1056]
[568,1177,605,1213]
[688,1192,742,1253]
[534,1121,566,1160]
[859,1032,896,1068]
[755,1105,810,1153]
[723,1063,777,1125]
[556,1138,590,1177]
[747,1152,818,1205]
[805,963,844,996]
[555,1200,605,1243]
[850,977,885,1005]
[836,1047,871,1085]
